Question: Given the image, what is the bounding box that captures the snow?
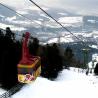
[24,6,49,11]
[88,20,96,23]
[47,37,58,43]
[0,14,5,18]
[58,17,82,24]
[6,16,17,21]
[0,88,6,95]
[47,34,74,44]
[0,23,27,31]
[92,54,98,62]
[89,45,98,49]
[47,37,74,44]
[0,68,98,98]
[2,68,96,98]
[17,10,29,15]
[58,12,68,16]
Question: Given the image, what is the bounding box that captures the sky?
[0,0,98,16]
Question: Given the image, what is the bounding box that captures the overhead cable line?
[0,2,71,43]
[29,0,81,41]
[29,0,90,47]
[0,2,42,26]
[0,2,88,47]
[0,2,81,42]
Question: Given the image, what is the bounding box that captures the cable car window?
[18,68,34,75]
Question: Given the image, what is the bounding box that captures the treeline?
[0,27,22,90]
[0,27,98,90]
[0,27,82,89]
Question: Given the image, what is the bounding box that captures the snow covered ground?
[0,68,94,98]
[0,68,98,98]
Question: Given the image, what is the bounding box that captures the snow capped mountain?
[58,17,82,24]
[0,4,80,41]
[0,3,98,45]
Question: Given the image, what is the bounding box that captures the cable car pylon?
[82,48,90,75]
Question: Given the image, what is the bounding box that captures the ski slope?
[6,68,98,98]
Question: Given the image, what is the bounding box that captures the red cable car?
[17,32,41,83]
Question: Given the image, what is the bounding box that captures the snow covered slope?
[9,69,98,98]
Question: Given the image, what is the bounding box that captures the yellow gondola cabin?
[17,32,41,83]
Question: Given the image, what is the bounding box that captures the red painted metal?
[19,32,34,65]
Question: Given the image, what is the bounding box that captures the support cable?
[0,3,42,26]
[29,0,87,46]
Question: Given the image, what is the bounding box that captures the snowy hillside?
[0,3,81,42]
[1,3,98,62]
[0,3,98,44]
[1,1,98,98]
[0,68,97,98]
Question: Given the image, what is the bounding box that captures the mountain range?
[0,4,98,44]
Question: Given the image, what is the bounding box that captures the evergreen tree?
[29,38,40,56]
[0,28,22,90]
[64,47,74,66]
[41,43,63,80]
[94,63,98,75]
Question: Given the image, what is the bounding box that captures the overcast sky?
[0,0,98,16]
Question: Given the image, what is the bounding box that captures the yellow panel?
[34,66,41,79]
[18,74,34,83]
[18,58,40,68]
[18,65,41,83]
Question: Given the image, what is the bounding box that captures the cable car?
[17,32,41,83]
